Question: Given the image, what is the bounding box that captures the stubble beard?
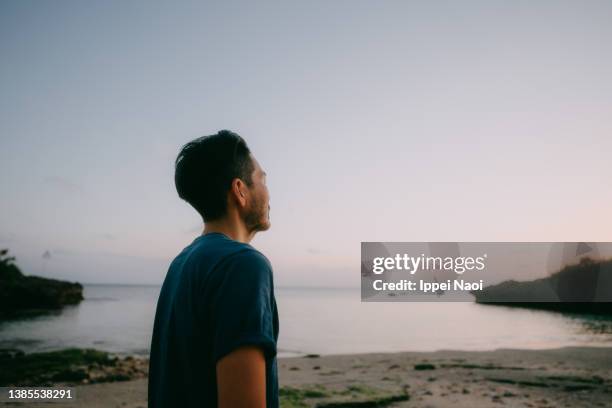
[245,197,270,233]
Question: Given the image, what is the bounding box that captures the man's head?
[174,130,270,233]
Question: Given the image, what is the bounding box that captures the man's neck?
[203,217,254,244]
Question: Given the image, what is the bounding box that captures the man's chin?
[249,219,271,234]
[258,220,271,231]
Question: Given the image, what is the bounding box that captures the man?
[148,130,279,408]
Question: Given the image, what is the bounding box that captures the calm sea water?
[1,285,612,357]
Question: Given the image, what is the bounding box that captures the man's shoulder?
[218,247,273,286]
[204,244,274,300]
[183,235,272,277]
[224,246,271,269]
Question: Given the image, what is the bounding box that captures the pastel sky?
[1,0,611,286]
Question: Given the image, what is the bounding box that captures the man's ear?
[230,178,247,208]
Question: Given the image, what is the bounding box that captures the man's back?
[148,232,279,407]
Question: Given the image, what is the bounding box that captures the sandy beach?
[5,346,611,408]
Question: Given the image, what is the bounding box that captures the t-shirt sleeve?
[210,250,276,363]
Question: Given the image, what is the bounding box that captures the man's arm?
[216,345,267,408]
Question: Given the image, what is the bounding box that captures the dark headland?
[473,257,612,315]
[0,249,83,318]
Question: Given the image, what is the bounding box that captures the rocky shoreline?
[3,347,612,407]
[0,348,148,387]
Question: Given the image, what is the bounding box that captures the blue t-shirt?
[148,232,279,408]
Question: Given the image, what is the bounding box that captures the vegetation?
[279,384,409,408]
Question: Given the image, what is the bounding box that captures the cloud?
[51,248,80,256]
[43,176,86,196]
[0,232,16,243]
[98,233,117,241]
[51,247,165,262]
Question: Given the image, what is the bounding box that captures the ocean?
[1,284,612,357]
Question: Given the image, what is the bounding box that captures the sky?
[1,0,611,286]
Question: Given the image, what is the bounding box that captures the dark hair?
[174,130,254,221]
